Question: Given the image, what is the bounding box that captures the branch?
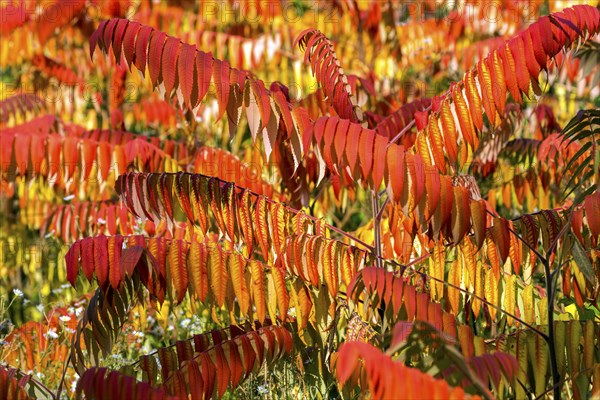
[387,105,432,147]
[486,209,547,263]
[404,263,549,340]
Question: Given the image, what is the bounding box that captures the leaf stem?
[405,264,549,339]
[485,209,547,263]
[372,190,383,268]
[386,105,432,147]
[543,257,561,400]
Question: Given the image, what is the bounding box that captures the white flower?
[63,195,75,201]
[12,288,23,298]
[70,377,79,393]
[36,304,44,312]
[44,329,59,340]
[180,318,191,328]
[97,218,106,225]
[257,385,268,395]
[59,315,71,322]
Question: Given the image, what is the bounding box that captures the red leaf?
[228,343,244,388]
[404,284,416,321]
[199,353,216,399]
[177,43,196,109]
[112,19,129,65]
[102,19,119,54]
[94,235,109,288]
[333,119,349,164]
[239,335,256,377]
[81,237,95,282]
[90,20,107,59]
[134,25,153,75]
[322,117,338,169]
[162,37,180,96]
[585,192,600,238]
[66,241,81,286]
[188,361,204,400]
[122,21,140,70]
[122,246,144,277]
[214,346,230,398]
[213,59,230,120]
[148,31,166,86]
[195,51,213,107]
[108,235,124,289]
[491,217,510,263]
[414,110,429,131]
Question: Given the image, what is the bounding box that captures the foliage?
[1,1,600,399]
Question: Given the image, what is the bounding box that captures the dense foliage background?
[1,1,600,399]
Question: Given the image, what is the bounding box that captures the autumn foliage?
[1,1,600,399]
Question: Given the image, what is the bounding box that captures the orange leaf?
[230,253,250,315]
[491,217,510,264]
[372,133,388,189]
[250,260,266,323]
[358,128,375,183]
[476,59,496,127]
[209,245,228,307]
[470,200,487,250]
[169,239,189,304]
[189,241,209,302]
[385,143,405,203]
[499,45,522,103]
[451,186,471,244]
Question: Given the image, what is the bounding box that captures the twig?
[386,105,432,147]
[404,264,549,339]
[371,190,383,268]
[485,209,546,262]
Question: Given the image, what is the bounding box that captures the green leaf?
[571,234,595,285]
